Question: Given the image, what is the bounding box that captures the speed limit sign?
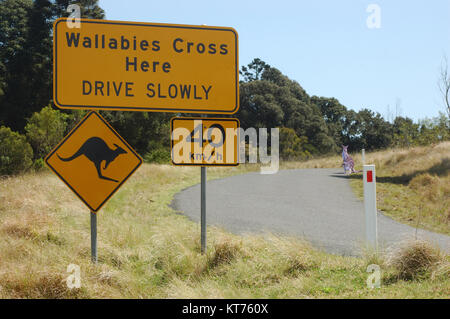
[170,117,239,166]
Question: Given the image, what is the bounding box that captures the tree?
[0,0,58,131]
[239,58,270,83]
[312,96,347,148]
[0,0,35,130]
[416,113,450,145]
[0,1,34,100]
[99,111,171,155]
[238,80,284,129]
[340,109,360,148]
[392,116,419,147]
[438,55,450,118]
[354,109,393,150]
[237,59,336,155]
[53,0,104,19]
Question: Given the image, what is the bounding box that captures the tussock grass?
[0,161,448,298]
[2,222,37,240]
[0,270,89,299]
[207,237,243,269]
[386,239,445,281]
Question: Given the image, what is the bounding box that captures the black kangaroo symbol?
[57,137,127,183]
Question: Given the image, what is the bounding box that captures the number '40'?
[186,123,225,148]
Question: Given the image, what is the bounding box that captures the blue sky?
[99,0,450,121]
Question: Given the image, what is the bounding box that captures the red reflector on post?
[367,170,373,182]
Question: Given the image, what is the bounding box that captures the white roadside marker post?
[362,149,365,165]
[363,165,377,249]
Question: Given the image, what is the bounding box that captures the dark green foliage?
[311,96,347,147]
[0,126,33,175]
[53,0,105,19]
[99,111,171,156]
[144,148,171,164]
[0,0,58,130]
[32,157,45,171]
[239,58,269,83]
[352,108,393,151]
[0,0,104,131]
[392,116,419,147]
[65,109,88,133]
[279,127,311,160]
[0,0,35,130]
[238,59,335,155]
[239,58,449,156]
[415,113,450,146]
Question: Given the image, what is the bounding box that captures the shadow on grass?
[329,157,450,185]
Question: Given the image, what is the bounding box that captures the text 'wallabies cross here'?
[57,137,127,182]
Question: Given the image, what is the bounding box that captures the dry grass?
[281,154,342,170]
[386,239,445,280]
[207,237,243,269]
[0,161,448,298]
[354,142,450,235]
[283,142,450,235]
[0,270,88,299]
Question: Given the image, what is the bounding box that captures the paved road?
[172,169,450,255]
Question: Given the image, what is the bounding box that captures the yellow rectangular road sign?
[53,18,239,114]
[45,111,143,212]
[171,117,239,166]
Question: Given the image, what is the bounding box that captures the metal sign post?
[200,114,207,255]
[170,117,240,166]
[169,117,240,254]
[201,167,207,254]
[45,112,142,264]
[90,211,97,263]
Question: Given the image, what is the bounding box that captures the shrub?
[65,110,88,133]
[32,158,46,171]
[0,126,33,175]
[279,127,311,160]
[25,106,68,159]
[144,148,171,164]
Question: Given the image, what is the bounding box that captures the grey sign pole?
[201,166,207,254]
[90,211,97,263]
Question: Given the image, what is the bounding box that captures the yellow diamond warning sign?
[53,18,239,114]
[45,111,142,212]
